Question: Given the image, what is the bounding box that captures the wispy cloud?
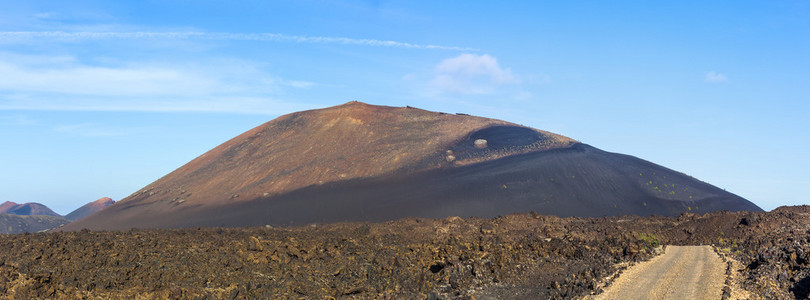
[430,54,519,94]
[0,31,477,51]
[704,71,728,83]
[0,57,316,97]
[0,61,216,97]
[0,94,319,115]
[0,52,319,114]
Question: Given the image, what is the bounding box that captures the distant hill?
[62,102,762,231]
[0,198,116,233]
[65,197,116,221]
[0,214,70,234]
[0,201,61,217]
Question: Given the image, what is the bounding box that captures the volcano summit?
[62,102,761,230]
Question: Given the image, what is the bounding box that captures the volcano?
[0,201,61,217]
[65,197,116,221]
[61,102,761,230]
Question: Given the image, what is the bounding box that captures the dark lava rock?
[1,206,808,298]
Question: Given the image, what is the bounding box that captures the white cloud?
[0,61,215,97]
[704,71,728,83]
[0,94,318,115]
[0,54,314,97]
[0,53,319,114]
[0,31,477,51]
[430,54,518,94]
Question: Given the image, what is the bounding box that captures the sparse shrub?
[639,233,659,249]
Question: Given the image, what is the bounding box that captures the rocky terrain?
[719,206,810,299]
[0,213,662,299]
[0,214,70,234]
[2,207,807,299]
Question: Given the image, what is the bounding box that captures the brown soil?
[3,207,806,299]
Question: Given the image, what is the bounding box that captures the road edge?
[582,245,666,299]
[712,245,759,300]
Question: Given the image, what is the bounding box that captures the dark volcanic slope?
[65,197,115,221]
[62,102,761,230]
[0,201,61,217]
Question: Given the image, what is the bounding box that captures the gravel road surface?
[592,245,726,300]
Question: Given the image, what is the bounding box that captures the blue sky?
[0,1,807,214]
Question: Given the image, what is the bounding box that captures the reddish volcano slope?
[62,102,761,230]
[65,197,116,221]
[0,201,61,217]
[0,201,16,213]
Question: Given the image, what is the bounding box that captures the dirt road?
[591,245,726,300]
